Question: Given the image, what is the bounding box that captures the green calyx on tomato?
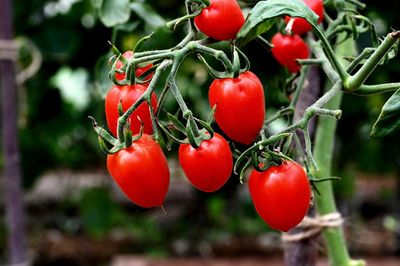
[179,132,233,192]
[271,33,309,73]
[107,134,170,208]
[284,0,324,35]
[248,160,311,232]
[105,84,157,137]
[194,0,245,41]
[209,70,265,145]
[114,51,154,83]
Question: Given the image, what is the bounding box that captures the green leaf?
[371,89,400,138]
[130,2,165,30]
[237,0,319,46]
[99,0,131,27]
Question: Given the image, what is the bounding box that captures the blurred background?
[1,0,400,265]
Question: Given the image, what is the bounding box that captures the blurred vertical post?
[0,0,27,264]
[283,66,320,266]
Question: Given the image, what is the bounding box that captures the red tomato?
[284,0,324,35]
[114,51,153,82]
[248,161,311,232]
[271,33,309,73]
[209,71,265,145]
[178,133,233,192]
[194,0,245,41]
[107,134,170,208]
[105,84,157,137]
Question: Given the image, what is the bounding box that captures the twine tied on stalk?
[282,212,344,242]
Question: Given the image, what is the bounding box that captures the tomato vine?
[89,0,400,265]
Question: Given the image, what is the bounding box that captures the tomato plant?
[248,161,311,232]
[209,71,265,145]
[106,134,170,208]
[194,0,245,41]
[271,32,309,73]
[89,0,400,264]
[105,84,157,137]
[285,0,324,35]
[178,133,233,192]
[114,51,153,82]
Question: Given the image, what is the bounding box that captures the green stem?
[117,60,173,140]
[350,82,400,95]
[345,31,400,91]
[313,82,351,266]
[312,36,357,266]
[312,25,350,82]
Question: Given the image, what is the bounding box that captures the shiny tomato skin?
[107,134,170,208]
[248,161,311,232]
[209,71,265,145]
[271,33,309,73]
[285,0,324,35]
[105,84,157,137]
[115,51,153,82]
[178,133,233,192]
[194,0,245,41]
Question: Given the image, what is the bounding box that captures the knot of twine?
[282,212,344,243]
[0,39,18,61]
[0,38,42,85]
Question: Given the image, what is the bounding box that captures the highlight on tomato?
[248,160,311,232]
[209,71,265,145]
[106,134,170,208]
[284,0,324,35]
[271,32,309,73]
[194,0,245,41]
[114,51,153,82]
[105,84,157,137]
[179,133,233,192]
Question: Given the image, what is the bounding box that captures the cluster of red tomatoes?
[102,0,324,232]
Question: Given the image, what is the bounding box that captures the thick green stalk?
[313,82,350,265]
[313,38,362,265]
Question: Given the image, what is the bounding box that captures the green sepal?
[108,41,122,56]
[134,33,154,53]
[123,123,133,148]
[239,159,252,184]
[157,120,188,145]
[233,133,292,174]
[166,110,186,133]
[185,118,202,148]
[193,117,214,138]
[197,54,232,79]
[109,54,127,86]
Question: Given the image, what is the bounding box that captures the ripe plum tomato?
[194,0,245,41]
[209,71,265,145]
[114,51,153,82]
[107,134,170,208]
[248,161,311,232]
[284,0,324,35]
[178,133,233,192]
[105,84,157,137]
[271,33,309,73]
